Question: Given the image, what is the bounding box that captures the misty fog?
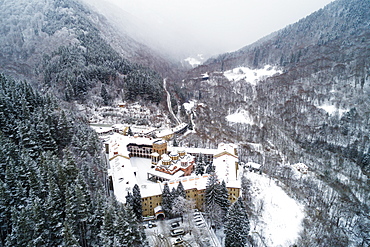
[83,0,333,63]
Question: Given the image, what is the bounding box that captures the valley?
[0,0,368,246]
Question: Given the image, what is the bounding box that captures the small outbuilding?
[154,205,165,220]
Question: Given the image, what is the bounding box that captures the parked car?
[195,221,205,228]
[171,221,180,228]
[194,218,203,223]
[170,229,185,237]
[173,238,184,245]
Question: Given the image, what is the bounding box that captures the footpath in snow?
[245,171,305,247]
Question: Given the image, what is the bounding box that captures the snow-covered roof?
[109,155,138,203]
[217,143,238,155]
[166,175,209,191]
[213,152,239,185]
[151,152,160,157]
[90,125,114,134]
[247,162,261,169]
[148,169,185,180]
[112,124,127,131]
[172,123,188,132]
[179,154,194,163]
[154,140,166,145]
[185,147,218,155]
[130,125,157,135]
[161,154,171,162]
[140,183,163,198]
[155,128,173,138]
[106,133,160,157]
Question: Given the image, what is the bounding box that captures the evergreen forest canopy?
[0,74,146,246]
[1,0,164,105]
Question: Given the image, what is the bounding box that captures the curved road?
[163,79,180,125]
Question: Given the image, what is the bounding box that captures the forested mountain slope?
[176,0,370,245]
[0,74,146,246]
[0,0,170,246]
[0,0,170,105]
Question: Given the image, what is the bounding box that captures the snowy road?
[163,79,180,125]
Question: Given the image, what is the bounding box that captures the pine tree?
[126,191,134,208]
[5,205,33,246]
[205,172,226,228]
[114,202,131,247]
[0,179,9,245]
[224,198,250,247]
[61,151,79,189]
[173,138,178,147]
[171,187,178,200]
[88,189,106,246]
[74,175,91,247]
[205,163,215,174]
[55,111,73,148]
[132,184,143,222]
[46,173,65,245]
[216,180,231,220]
[101,84,110,106]
[124,204,146,247]
[204,173,220,226]
[37,120,57,152]
[161,183,173,218]
[29,195,49,246]
[99,201,116,246]
[61,221,80,247]
[195,162,205,175]
[177,181,186,198]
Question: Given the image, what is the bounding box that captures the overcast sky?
[86,0,334,60]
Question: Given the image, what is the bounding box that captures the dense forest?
[0,0,169,245]
[1,0,165,106]
[0,74,147,246]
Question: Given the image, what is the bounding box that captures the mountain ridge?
[174,0,369,245]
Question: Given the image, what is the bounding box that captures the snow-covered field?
[245,171,305,247]
[226,109,255,125]
[223,65,282,85]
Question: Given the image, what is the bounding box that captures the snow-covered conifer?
[161,183,173,217]
[224,198,250,247]
[132,184,143,221]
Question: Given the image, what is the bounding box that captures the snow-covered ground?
[245,171,304,247]
[316,103,348,117]
[226,109,255,125]
[183,100,196,114]
[223,65,282,85]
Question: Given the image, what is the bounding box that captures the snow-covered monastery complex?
[102,131,241,217]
